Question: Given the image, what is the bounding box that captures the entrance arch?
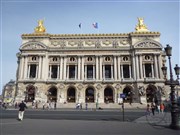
[146,85,157,103]
[104,87,114,103]
[67,87,76,102]
[25,85,35,102]
[47,86,57,102]
[86,87,95,103]
[123,86,133,103]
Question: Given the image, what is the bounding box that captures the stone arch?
[20,41,48,51]
[104,86,114,103]
[123,85,133,103]
[67,86,76,103]
[25,85,35,102]
[85,86,95,103]
[47,86,57,102]
[146,85,158,104]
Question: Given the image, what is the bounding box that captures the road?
[0,108,146,122]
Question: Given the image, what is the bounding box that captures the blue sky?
[0,0,179,94]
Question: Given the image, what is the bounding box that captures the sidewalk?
[134,112,171,127]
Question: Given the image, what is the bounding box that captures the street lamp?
[161,44,180,130]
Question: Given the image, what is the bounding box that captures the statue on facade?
[135,17,149,32]
[34,20,46,33]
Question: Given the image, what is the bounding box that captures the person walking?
[18,101,27,121]
[160,103,165,114]
[151,103,155,116]
[146,104,151,116]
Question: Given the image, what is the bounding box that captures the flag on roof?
[79,23,81,28]
[92,22,98,29]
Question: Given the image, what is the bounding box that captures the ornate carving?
[135,41,160,48]
[95,40,101,48]
[77,84,83,90]
[22,43,46,50]
[96,84,102,90]
[85,40,94,45]
[102,40,111,45]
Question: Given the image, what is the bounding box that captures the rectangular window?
[123,65,130,78]
[87,65,93,79]
[69,65,75,79]
[51,65,58,78]
[105,65,111,78]
[29,64,36,78]
[145,64,152,77]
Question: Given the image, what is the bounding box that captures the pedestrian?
[146,104,150,116]
[54,101,57,110]
[151,103,155,116]
[18,101,27,121]
[85,102,88,110]
[160,103,165,114]
[157,104,160,113]
[15,102,18,109]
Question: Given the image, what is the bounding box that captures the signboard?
[120,94,126,98]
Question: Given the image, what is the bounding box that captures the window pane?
[29,64,36,78]
[51,65,58,78]
[69,65,75,79]
[123,65,130,78]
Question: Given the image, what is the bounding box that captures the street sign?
[120,94,126,98]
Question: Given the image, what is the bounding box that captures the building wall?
[14,32,169,105]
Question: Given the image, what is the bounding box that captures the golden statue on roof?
[34,19,46,33]
[135,17,149,32]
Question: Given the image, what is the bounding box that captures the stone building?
[2,80,16,104]
[14,18,168,106]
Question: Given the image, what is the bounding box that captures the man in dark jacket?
[18,101,27,121]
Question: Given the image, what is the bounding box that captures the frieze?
[135,41,161,48]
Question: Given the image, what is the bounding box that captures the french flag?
[79,23,81,28]
[92,22,98,29]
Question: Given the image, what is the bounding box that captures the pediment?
[20,41,47,50]
[134,40,162,49]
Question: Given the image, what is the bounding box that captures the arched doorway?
[25,85,35,102]
[67,87,76,102]
[86,87,95,103]
[123,86,133,104]
[104,87,114,103]
[146,85,157,104]
[47,87,57,102]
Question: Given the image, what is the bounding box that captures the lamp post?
[161,44,180,130]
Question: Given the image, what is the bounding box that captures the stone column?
[84,65,87,80]
[24,56,28,79]
[78,56,81,80]
[63,57,67,80]
[132,54,136,80]
[49,65,52,79]
[81,57,84,80]
[154,55,159,78]
[99,56,102,80]
[60,57,63,80]
[143,64,145,78]
[129,65,132,78]
[96,56,99,80]
[36,65,38,78]
[38,56,42,79]
[75,65,77,79]
[27,65,30,78]
[114,56,117,80]
[57,65,60,79]
[151,63,154,78]
[111,65,113,79]
[135,55,139,79]
[93,65,95,80]
[158,55,163,79]
[139,55,143,79]
[121,65,123,79]
[20,56,24,79]
[117,56,121,80]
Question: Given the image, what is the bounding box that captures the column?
[121,65,124,79]
[27,65,30,78]
[158,55,163,79]
[114,56,117,80]
[75,65,77,79]
[132,54,136,80]
[78,56,81,80]
[143,64,145,78]
[85,65,87,80]
[111,65,113,79]
[117,56,121,80]
[135,55,139,79]
[20,56,24,79]
[60,57,63,80]
[93,65,95,80]
[24,56,28,79]
[129,65,132,78]
[57,65,60,79]
[63,57,67,80]
[154,55,159,78]
[139,55,143,79]
[103,65,105,79]
[36,65,38,78]
[151,63,154,78]
[99,57,102,80]
[38,56,42,79]
[49,65,52,79]
[81,57,84,80]
[96,56,99,80]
